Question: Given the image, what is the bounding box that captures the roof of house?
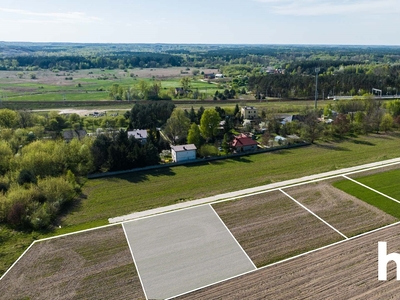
[170,144,197,152]
[232,134,258,147]
[128,129,148,140]
[63,129,87,140]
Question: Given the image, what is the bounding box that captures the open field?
[0,225,145,300]
[283,181,398,237]
[1,134,400,277]
[64,134,400,230]
[0,67,222,102]
[175,222,400,300]
[212,191,344,267]
[3,162,400,298]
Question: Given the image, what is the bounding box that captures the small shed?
[170,144,197,163]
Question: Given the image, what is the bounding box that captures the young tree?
[380,113,394,133]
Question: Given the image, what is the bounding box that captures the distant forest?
[1,42,400,98]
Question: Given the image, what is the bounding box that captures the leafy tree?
[0,109,18,128]
[0,141,12,175]
[199,109,220,142]
[332,113,350,137]
[164,109,190,145]
[187,123,202,148]
[380,113,394,133]
[300,109,324,143]
[180,77,191,91]
[387,100,400,117]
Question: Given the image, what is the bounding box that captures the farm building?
[170,144,197,163]
[232,133,258,152]
[128,130,148,144]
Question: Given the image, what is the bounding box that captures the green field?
[334,169,400,218]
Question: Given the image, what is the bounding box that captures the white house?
[241,106,258,119]
[170,144,197,163]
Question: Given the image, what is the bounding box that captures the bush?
[198,144,219,157]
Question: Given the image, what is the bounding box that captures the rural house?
[232,133,258,152]
[241,106,258,120]
[128,129,148,144]
[170,144,197,163]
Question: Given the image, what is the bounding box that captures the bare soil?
[212,191,345,268]
[283,181,397,237]
[0,225,145,300]
[176,222,400,300]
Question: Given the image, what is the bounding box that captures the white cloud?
[0,7,101,23]
[255,0,400,16]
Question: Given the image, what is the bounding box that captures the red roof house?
[231,134,258,152]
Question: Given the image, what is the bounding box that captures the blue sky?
[0,0,399,45]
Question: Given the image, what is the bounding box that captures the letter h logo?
[378,242,400,280]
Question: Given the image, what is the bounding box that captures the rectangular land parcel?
[212,190,345,267]
[0,226,144,300]
[123,205,255,300]
[283,181,397,237]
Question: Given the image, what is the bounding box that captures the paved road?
[109,157,400,223]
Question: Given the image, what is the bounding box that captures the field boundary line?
[342,175,400,205]
[0,240,37,281]
[169,220,400,299]
[279,189,349,239]
[35,223,119,243]
[122,223,148,300]
[208,204,257,270]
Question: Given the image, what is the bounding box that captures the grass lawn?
[334,173,400,219]
[1,133,400,277]
[63,133,400,229]
[354,169,400,200]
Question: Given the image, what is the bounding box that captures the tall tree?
[200,109,220,142]
[164,109,190,145]
[187,123,201,148]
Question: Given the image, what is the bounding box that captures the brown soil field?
[283,181,397,237]
[0,225,145,300]
[212,191,345,268]
[175,222,400,300]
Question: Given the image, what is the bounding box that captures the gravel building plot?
[283,182,397,237]
[0,225,144,300]
[123,205,256,300]
[212,190,345,268]
[175,222,400,300]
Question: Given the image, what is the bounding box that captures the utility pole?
[314,68,320,109]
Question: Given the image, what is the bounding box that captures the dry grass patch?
[176,223,400,300]
[0,225,145,300]
[212,191,344,267]
[283,182,397,237]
